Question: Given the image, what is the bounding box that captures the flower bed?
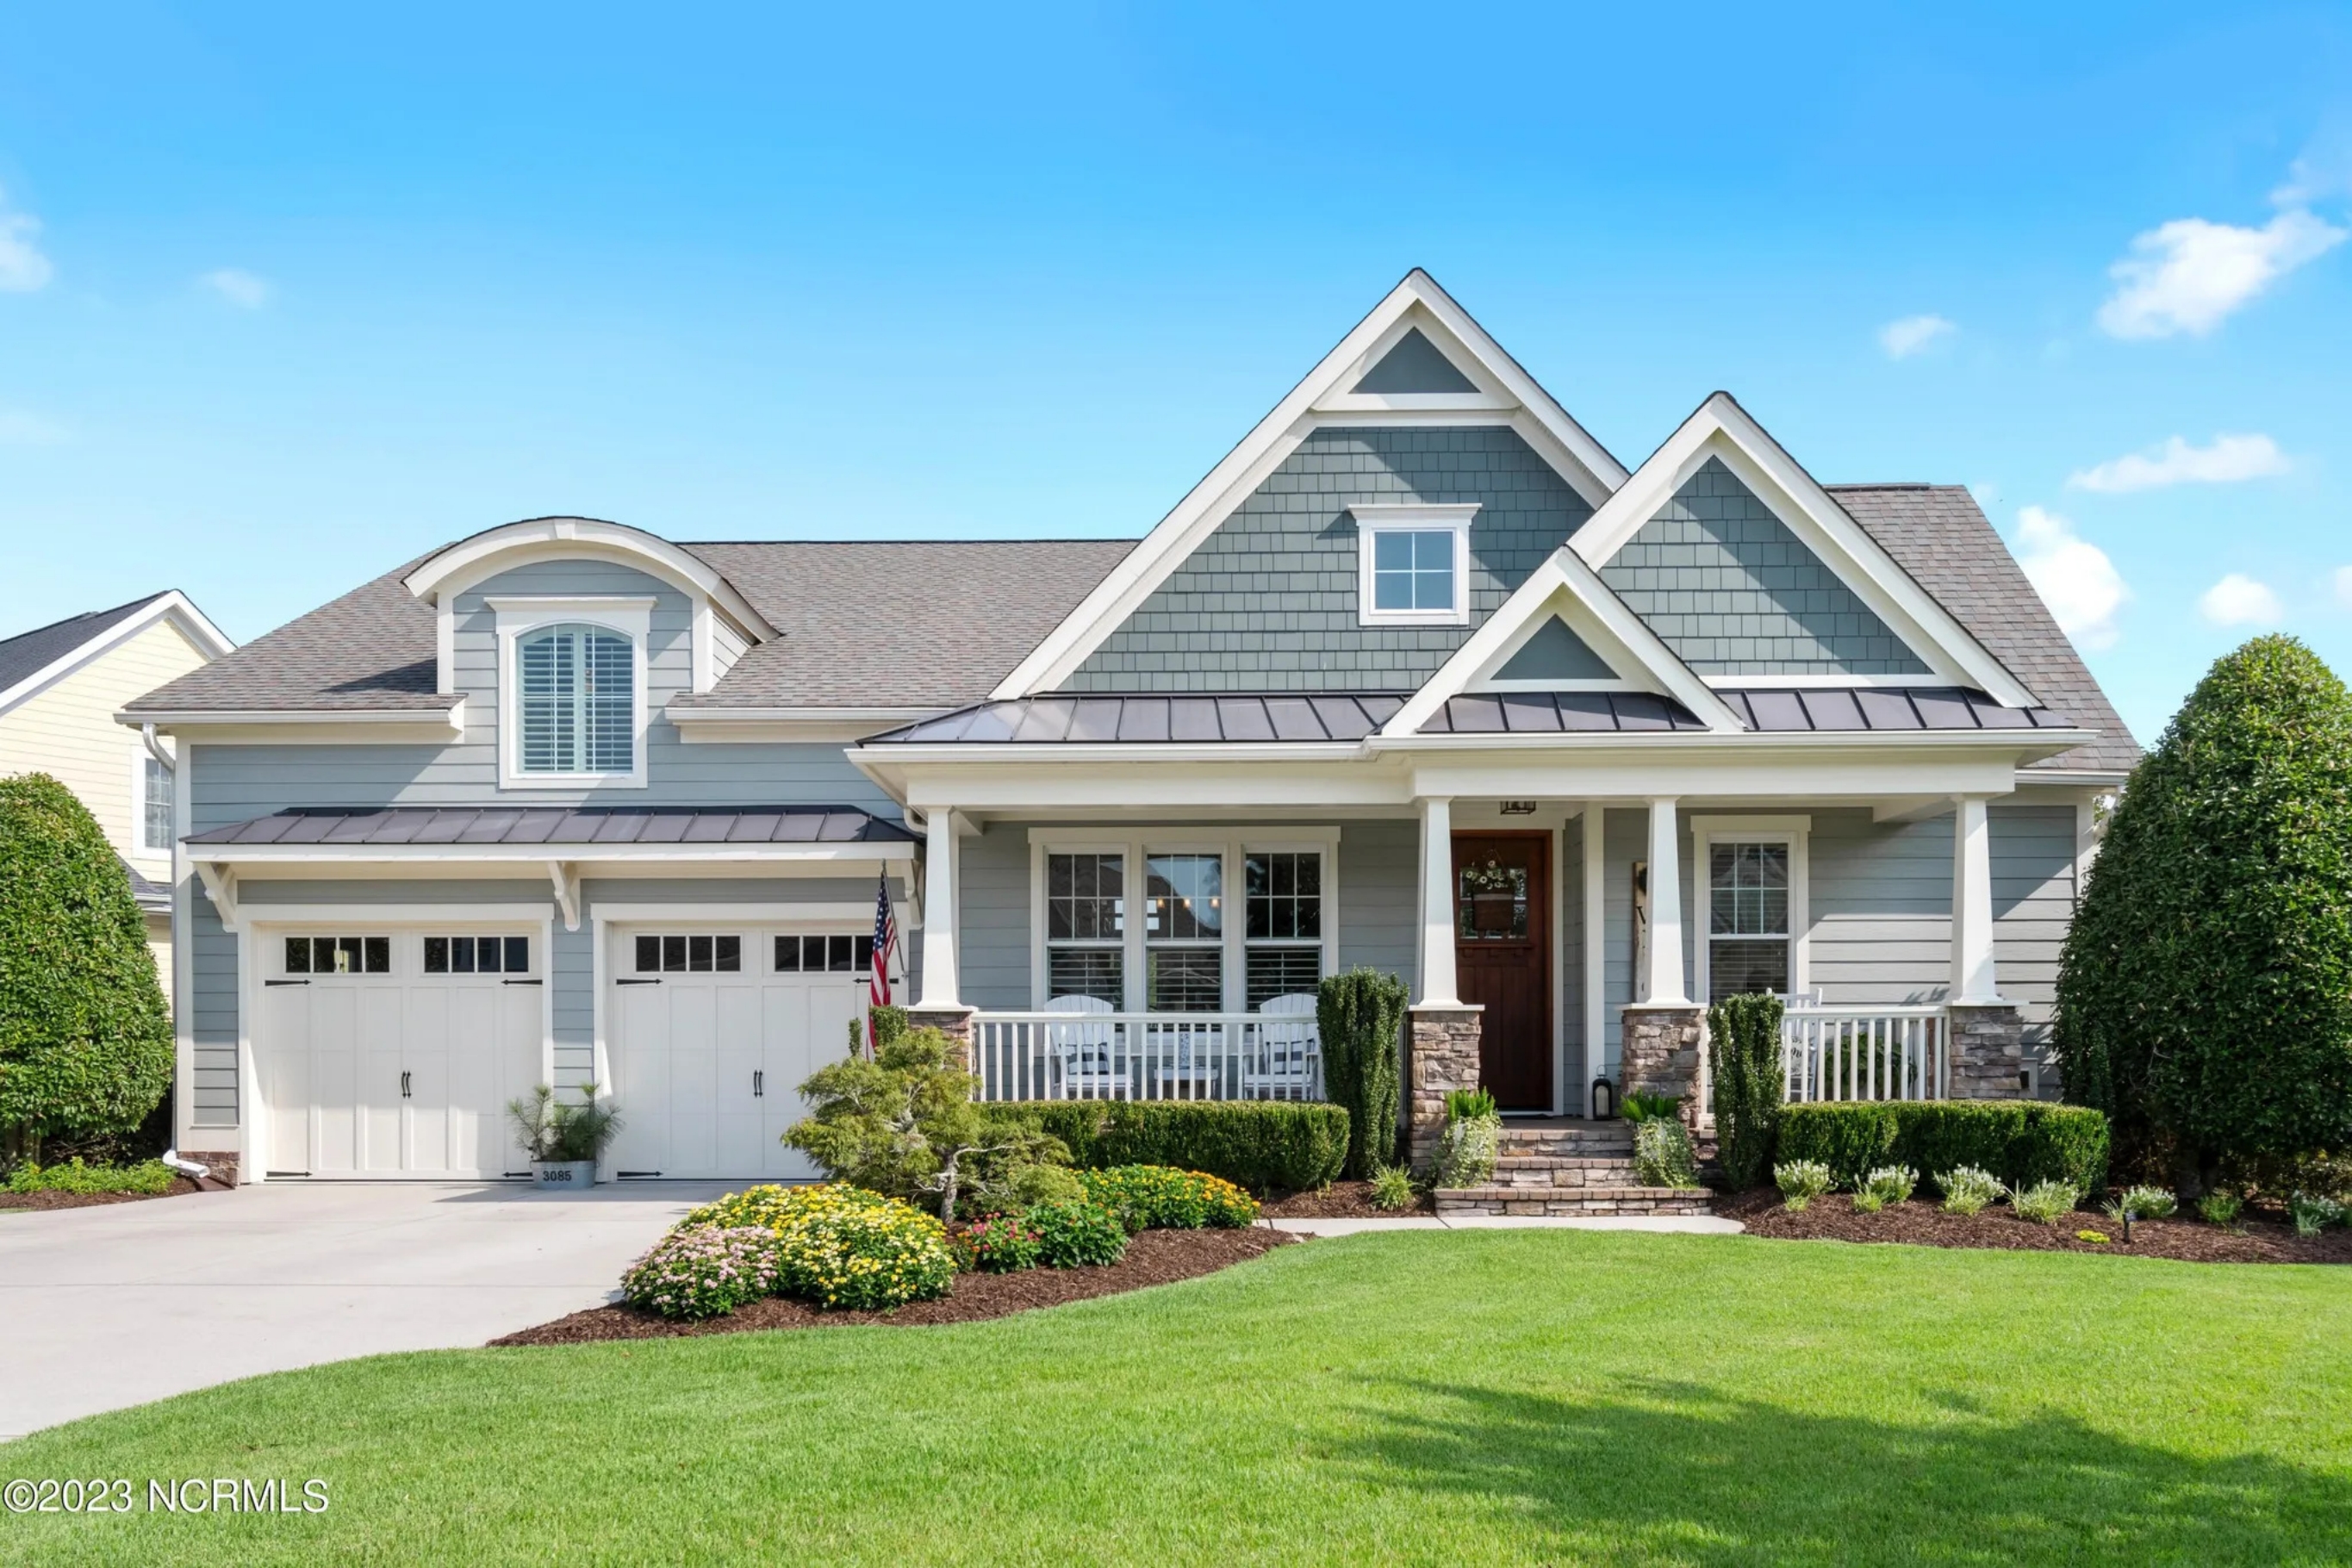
[1716,1189,2352,1264]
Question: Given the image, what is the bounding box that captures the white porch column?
[1417,795,1459,1006]
[1644,796,1689,1006]
[918,808,961,1008]
[1950,794,2000,1003]
[1583,805,1606,1115]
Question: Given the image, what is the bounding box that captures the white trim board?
[1565,394,2036,708]
[989,272,1627,699]
[493,597,655,791]
[1353,503,1478,628]
[403,516,774,643]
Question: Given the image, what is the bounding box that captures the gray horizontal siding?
[1335,818,1416,981]
[1063,426,1592,693]
[957,822,1033,1012]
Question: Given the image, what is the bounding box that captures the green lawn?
[6,1231,2349,1566]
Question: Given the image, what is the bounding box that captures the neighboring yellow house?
[0,592,233,1010]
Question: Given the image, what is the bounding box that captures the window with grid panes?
[1244,850,1323,1009]
[283,936,390,975]
[423,936,530,974]
[1045,851,1124,1005]
[632,934,743,974]
[1145,852,1223,1012]
[1708,842,1790,1002]
[518,623,633,774]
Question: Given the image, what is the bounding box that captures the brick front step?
[1434,1185,1714,1217]
[1490,1156,1647,1190]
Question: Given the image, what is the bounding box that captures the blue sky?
[2,3,2348,742]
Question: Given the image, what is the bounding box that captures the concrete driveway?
[0,1179,733,1440]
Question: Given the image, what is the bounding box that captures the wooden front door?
[1453,832,1552,1111]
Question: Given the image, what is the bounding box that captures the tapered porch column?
[909,808,974,1066]
[1408,794,1480,1170]
[1945,793,2023,1098]
[1643,796,1689,1005]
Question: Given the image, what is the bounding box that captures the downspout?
[145,725,212,1186]
[140,721,173,773]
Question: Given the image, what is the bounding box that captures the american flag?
[868,870,898,1011]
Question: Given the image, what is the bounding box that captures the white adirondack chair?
[1241,992,1320,1099]
[1042,993,1124,1099]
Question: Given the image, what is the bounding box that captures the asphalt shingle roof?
[1827,484,2140,775]
[0,594,171,696]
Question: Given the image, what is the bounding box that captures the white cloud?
[200,268,271,308]
[1877,314,1955,358]
[2013,506,2129,650]
[2067,432,2290,494]
[2097,209,2345,339]
[2274,128,2352,206]
[0,186,53,292]
[2333,565,2352,609]
[2199,573,2283,627]
[0,409,66,445]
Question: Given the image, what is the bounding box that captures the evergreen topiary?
[1707,992,1785,1189]
[2055,636,2352,1201]
[1316,967,1407,1178]
[0,774,173,1167]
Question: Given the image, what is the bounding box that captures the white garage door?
[258,930,545,1179]
[605,929,873,1179]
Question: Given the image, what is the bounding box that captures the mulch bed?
[1260,1179,1434,1219]
[1715,1188,2352,1264]
[0,1176,206,1213]
[491,1224,1300,1347]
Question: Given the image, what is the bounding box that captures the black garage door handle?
[616,977,662,986]
[502,978,543,986]
[265,979,310,987]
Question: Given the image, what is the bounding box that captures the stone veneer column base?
[180,1150,240,1188]
[1620,1004,1706,1130]
[1946,1003,2025,1100]
[1407,1005,1484,1173]
[905,1006,978,1074]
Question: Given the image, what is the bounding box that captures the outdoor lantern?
[1590,1077,1616,1120]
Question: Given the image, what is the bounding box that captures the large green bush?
[0,774,173,1166]
[1707,992,1785,1189]
[2057,636,2352,1198]
[1316,968,1407,1177]
[1776,1102,2106,1193]
[992,1101,1347,1193]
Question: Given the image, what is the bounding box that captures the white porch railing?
[1781,1005,1948,1103]
[969,1011,1322,1103]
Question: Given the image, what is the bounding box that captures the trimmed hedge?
[986,1101,1348,1193]
[1776,1102,2108,1195]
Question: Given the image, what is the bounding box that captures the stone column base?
[906,1005,977,1073]
[1947,1002,2025,1100]
[1620,1004,1706,1130]
[181,1150,240,1188]
[1407,1005,1483,1172]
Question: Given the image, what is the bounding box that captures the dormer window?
[519,625,633,774]
[1351,503,1477,627]
[491,595,652,788]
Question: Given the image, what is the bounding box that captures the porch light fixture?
[1500,800,1539,816]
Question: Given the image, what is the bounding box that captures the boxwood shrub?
[986,1102,1347,1193]
[1777,1102,2108,1194]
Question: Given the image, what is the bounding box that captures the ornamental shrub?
[1369,1164,1416,1210]
[1317,968,1408,1178]
[962,1212,1043,1272]
[0,775,174,1167]
[2198,1191,2244,1229]
[1433,1112,1500,1189]
[2115,1185,2178,1221]
[1708,992,1786,1189]
[1851,1165,1917,1213]
[1776,1102,2107,1194]
[1774,1159,1834,1210]
[683,1182,955,1310]
[620,1226,780,1320]
[1077,1165,1258,1230]
[3,1156,174,1195]
[2056,637,2352,1201]
[2291,1192,2346,1236]
[1621,1092,1683,1124]
[1937,1166,2007,1216]
[2013,1179,2081,1225]
[996,1102,1347,1193]
[1634,1118,1700,1189]
[1776,1104,1897,1187]
[1027,1199,1128,1267]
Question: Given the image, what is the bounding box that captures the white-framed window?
[491,596,652,788]
[1031,831,1339,1012]
[134,750,173,857]
[1689,816,1810,1005]
[1350,503,1478,627]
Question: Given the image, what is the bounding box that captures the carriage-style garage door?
[257,930,545,1179]
[604,929,874,1180]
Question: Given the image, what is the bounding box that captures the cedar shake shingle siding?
[1060,426,1593,694]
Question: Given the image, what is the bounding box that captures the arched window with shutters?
[517,623,635,774]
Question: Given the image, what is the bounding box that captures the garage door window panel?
[423,935,531,975]
[284,936,390,976]
[634,934,742,974]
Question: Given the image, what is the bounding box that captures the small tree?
[2056,636,2352,1201]
[0,774,174,1169]
[1317,968,1407,1177]
[1707,992,1786,1189]
[785,1024,1063,1222]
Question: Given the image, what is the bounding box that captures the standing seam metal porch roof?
[185,805,918,849]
